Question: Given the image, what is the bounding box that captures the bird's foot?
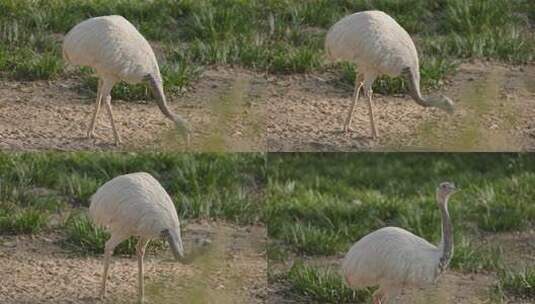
[342,126,354,134]
[86,131,96,139]
[113,136,123,146]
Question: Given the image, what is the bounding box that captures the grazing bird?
[89,172,184,303]
[63,15,191,145]
[341,182,458,304]
[325,11,454,138]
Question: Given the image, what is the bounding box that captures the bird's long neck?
[437,193,453,273]
[403,67,431,108]
[162,228,184,260]
[146,74,189,127]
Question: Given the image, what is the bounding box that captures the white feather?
[89,172,182,243]
[325,10,419,80]
[340,182,457,304]
[63,15,160,84]
[325,10,454,137]
[89,172,184,303]
[342,227,441,289]
[62,15,191,144]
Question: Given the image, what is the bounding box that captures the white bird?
[341,182,458,304]
[63,15,191,145]
[325,11,454,138]
[89,172,184,303]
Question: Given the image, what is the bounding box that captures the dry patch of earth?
[267,61,535,151]
[0,221,267,304]
[2,61,534,152]
[0,67,267,152]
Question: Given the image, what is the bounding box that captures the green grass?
[267,153,535,302]
[450,238,504,272]
[287,262,371,303]
[0,152,265,255]
[1,0,533,95]
[63,212,167,255]
[0,208,48,234]
[495,268,535,301]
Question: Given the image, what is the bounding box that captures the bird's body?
[325,11,454,138]
[342,227,441,289]
[90,172,183,241]
[89,172,184,303]
[63,15,190,145]
[326,10,418,79]
[63,15,160,85]
[341,182,457,304]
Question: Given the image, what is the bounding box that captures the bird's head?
[436,182,458,203]
[429,95,455,114]
[161,228,184,261]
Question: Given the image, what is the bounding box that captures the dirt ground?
[0,67,267,152]
[267,61,535,151]
[0,221,267,304]
[2,61,534,152]
[268,230,535,304]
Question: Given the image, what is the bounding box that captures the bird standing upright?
[341,182,458,304]
[89,172,185,303]
[63,15,191,145]
[325,11,454,138]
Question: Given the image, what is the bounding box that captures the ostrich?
[63,15,191,145]
[325,11,454,138]
[89,172,184,303]
[341,182,458,304]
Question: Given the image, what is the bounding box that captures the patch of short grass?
[495,268,535,301]
[63,212,166,255]
[287,262,371,303]
[336,55,457,95]
[450,237,504,272]
[279,223,345,256]
[3,0,532,94]
[0,208,48,234]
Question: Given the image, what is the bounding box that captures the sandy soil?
[268,230,535,304]
[267,61,535,151]
[2,61,533,152]
[0,221,267,304]
[0,67,267,152]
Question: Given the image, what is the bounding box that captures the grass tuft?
[0,208,48,234]
[63,212,166,255]
[287,262,371,303]
[496,268,535,300]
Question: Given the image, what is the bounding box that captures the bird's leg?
[343,75,364,133]
[366,87,378,139]
[87,78,103,138]
[103,95,122,145]
[137,238,149,304]
[100,235,126,299]
[372,288,384,304]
